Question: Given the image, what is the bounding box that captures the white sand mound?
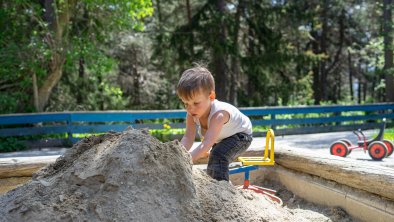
[0,128,307,221]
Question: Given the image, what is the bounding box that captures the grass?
[384,128,394,140]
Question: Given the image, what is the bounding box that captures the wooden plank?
[1,103,392,125]
[70,113,138,122]
[70,124,131,134]
[0,113,69,125]
[1,117,388,138]
[0,103,393,139]
[70,123,186,134]
[70,111,186,122]
[241,103,394,116]
[274,149,394,201]
[0,156,58,178]
[0,125,68,137]
[133,123,186,129]
[252,113,394,126]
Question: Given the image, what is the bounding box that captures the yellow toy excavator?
[229,129,282,205]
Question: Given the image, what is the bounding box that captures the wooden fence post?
[271,114,276,130]
[334,112,341,126]
[67,113,73,145]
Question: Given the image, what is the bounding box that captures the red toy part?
[368,141,388,161]
[330,141,348,157]
[329,120,391,161]
[382,140,394,157]
[236,184,283,205]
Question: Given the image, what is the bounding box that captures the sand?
[0,128,354,221]
[258,179,357,222]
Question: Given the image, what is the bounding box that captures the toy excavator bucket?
[238,129,275,166]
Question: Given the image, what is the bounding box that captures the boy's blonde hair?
[177,66,215,100]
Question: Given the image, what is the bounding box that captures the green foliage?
[0,137,26,152]
[0,132,72,152]
[252,125,271,132]
[150,124,185,142]
[48,46,130,110]
[0,0,392,113]
[45,0,154,111]
[0,1,48,113]
[384,128,394,141]
[0,0,153,114]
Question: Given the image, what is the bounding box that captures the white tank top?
[194,99,252,142]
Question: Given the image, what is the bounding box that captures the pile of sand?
[0,128,309,221]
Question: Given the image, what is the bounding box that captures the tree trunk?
[38,56,65,111]
[357,63,362,104]
[229,0,243,105]
[156,0,162,23]
[212,0,228,102]
[132,63,141,106]
[32,72,40,112]
[77,57,85,104]
[383,0,394,102]
[311,29,321,105]
[185,0,194,58]
[338,73,341,102]
[333,68,340,103]
[37,0,76,111]
[317,3,344,103]
[246,25,255,100]
[348,51,354,101]
[358,79,361,104]
[364,64,368,102]
[375,56,382,102]
[319,0,329,101]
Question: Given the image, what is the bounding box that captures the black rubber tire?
[339,139,352,146]
[382,140,394,157]
[330,141,348,157]
[368,141,388,161]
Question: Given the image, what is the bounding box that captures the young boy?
[176,66,253,181]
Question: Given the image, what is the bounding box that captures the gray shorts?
[207,132,253,181]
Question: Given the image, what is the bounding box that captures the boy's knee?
[207,167,229,181]
[207,158,230,181]
[210,148,226,159]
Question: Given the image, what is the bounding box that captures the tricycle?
[330,119,393,161]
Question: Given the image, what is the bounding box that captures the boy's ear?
[209,91,216,100]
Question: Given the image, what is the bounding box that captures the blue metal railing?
[0,103,393,144]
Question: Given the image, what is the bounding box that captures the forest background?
[1,0,393,115]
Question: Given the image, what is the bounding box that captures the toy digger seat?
[238,129,275,166]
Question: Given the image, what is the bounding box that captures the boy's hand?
[190,150,209,163]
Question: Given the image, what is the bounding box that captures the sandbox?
[0,128,392,221]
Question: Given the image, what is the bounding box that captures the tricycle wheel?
[368,141,387,161]
[339,139,352,154]
[330,141,348,157]
[382,140,393,157]
[339,139,352,146]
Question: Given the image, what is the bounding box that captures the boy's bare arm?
[189,111,229,162]
[181,113,196,151]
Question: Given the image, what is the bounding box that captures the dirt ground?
[0,128,357,221]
